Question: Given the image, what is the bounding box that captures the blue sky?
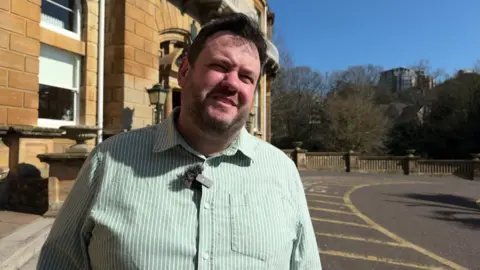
[269,0,480,75]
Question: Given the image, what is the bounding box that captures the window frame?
[37,45,82,129]
[40,0,82,40]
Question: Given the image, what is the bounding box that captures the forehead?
[200,31,260,68]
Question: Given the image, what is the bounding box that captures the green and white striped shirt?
[37,109,322,270]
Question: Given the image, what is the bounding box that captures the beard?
[186,85,250,136]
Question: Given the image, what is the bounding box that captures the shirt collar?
[152,107,258,161]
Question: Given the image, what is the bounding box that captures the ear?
[178,56,191,88]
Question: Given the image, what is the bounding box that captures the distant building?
[379,67,434,93]
[456,69,474,77]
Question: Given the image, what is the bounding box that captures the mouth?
[211,95,237,107]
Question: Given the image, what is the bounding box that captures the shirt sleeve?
[37,147,103,270]
[290,165,323,270]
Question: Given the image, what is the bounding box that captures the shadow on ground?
[387,193,480,230]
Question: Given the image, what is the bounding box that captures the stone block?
[11,0,40,22]
[28,0,41,6]
[7,176,48,215]
[134,76,154,91]
[126,3,145,23]
[87,42,98,59]
[0,50,24,71]
[7,107,37,125]
[10,34,40,57]
[113,87,124,102]
[136,0,155,16]
[144,66,158,81]
[86,86,97,101]
[125,17,135,32]
[0,10,26,35]
[0,69,6,86]
[0,87,23,107]
[124,46,135,60]
[135,21,154,41]
[8,71,38,91]
[145,14,155,29]
[124,59,146,77]
[0,0,9,11]
[86,71,97,87]
[125,31,144,50]
[105,102,123,117]
[23,91,38,109]
[86,56,97,72]
[125,88,145,104]
[0,107,6,124]
[26,20,40,40]
[0,29,8,49]
[135,49,154,67]
[25,56,39,74]
[134,104,153,118]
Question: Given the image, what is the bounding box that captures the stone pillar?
[38,153,88,216]
[292,141,307,170]
[37,125,97,216]
[471,154,480,181]
[404,149,420,175]
[345,150,360,172]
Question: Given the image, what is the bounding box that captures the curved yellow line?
[344,182,468,270]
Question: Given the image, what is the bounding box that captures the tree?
[269,33,328,149]
[320,65,388,153]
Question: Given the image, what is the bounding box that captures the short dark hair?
[187,12,268,73]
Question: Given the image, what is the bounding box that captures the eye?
[209,63,227,72]
[240,74,254,84]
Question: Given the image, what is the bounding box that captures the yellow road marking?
[317,183,356,187]
[316,232,408,247]
[306,193,344,199]
[344,182,467,270]
[320,250,445,270]
[311,218,372,228]
[311,199,346,206]
[476,199,480,208]
[309,207,355,215]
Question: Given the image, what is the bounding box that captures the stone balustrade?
[284,143,480,181]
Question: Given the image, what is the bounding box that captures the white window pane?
[39,44,80,90]
[41,0,75,32]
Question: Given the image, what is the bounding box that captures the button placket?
[198,159,214,269]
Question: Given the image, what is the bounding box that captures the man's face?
[178,31,261,134]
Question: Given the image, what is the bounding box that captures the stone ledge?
[0,125,64,138]
[37,153,89,162]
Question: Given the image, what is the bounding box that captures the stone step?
[0,217,53,270]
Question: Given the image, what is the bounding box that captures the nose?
[221,71,241,92]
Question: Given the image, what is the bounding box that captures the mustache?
[206,86,238,106]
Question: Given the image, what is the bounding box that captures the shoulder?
[96,125,157,153]
[251,136,298,172]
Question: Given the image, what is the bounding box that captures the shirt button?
[204,203,211,209]
[202,252,210,260]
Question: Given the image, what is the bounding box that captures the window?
[41,0,81,39]
[38,44,81,128]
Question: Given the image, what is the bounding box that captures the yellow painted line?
[320,250,445,270]
[316,232,408,247]
[318,183,356,187]
[309,207,355,215]
[311,199,346,206]
[476,199,480,208]
[306,193,344,199]
[311,218,372,228]
[344,182,467,270]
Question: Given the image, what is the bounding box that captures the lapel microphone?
[182,164,214,190]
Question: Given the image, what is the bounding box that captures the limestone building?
[0,0,279,174]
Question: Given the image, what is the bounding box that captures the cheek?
[238,88,255,106]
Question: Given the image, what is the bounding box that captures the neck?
[176,109,240,157]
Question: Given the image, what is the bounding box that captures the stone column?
[345,150,360,172]
[471,154,480,181]
[404,149,420,175]
[292,141,307,170]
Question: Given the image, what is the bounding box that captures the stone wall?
[104,0,201,130]
[0,0,41,126]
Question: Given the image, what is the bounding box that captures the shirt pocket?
[229,192,296,261]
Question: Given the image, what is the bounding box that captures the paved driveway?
[301,171,478,270]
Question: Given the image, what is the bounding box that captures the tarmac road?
[351,177,480,269]
[300,171,479,270]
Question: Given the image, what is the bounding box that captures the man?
[37,13,322,270]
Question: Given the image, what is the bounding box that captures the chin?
[204,106,236,124]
